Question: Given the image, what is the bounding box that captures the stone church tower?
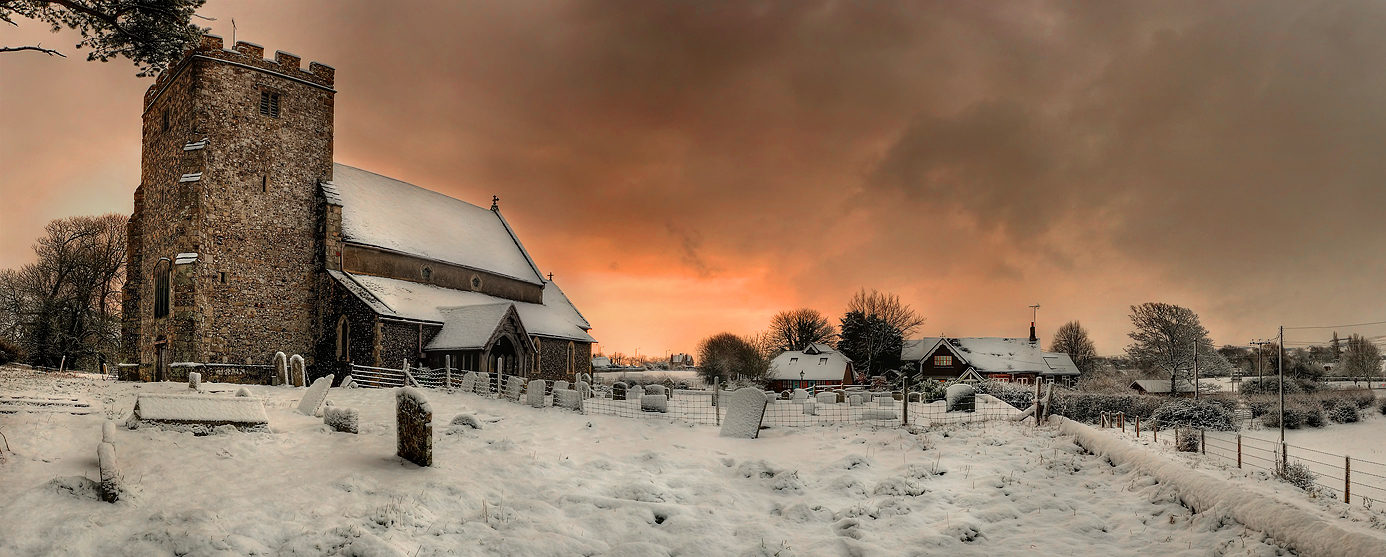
[120,35,336,381]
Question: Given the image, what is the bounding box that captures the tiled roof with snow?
[1042,352,1082,376]
[543,281,591,330]
[903,337,1060,374]
[331,271,595,344]
[769,349,853,381]
[426,304,515,350]
[325,164,544,285]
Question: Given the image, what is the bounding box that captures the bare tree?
[766,308,836,352]
[1125,302,1219,396]
[696,332,770,385]
[1049,320,1097,374]
[1,0,208,76]
[845,288,926,337]
[1341,334,1381,381]
[0,214,126,368]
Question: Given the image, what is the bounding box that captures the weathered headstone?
[645,384,666,398]
[907,392,922,403]
[102,420,117,445]
[290,354,306,387]
[188,372,201,390]
[474,372,491,395]
[129,393,269,433]
[848,394,865,406]
[324,406,359,434]
[816,392,837,405]
[803,400,817,415]
[504,377,524,402]
[628,384,645,401]
[396,387,432,467]
[719,388,769,438]
[612,382,627,400]
[527,380,547,407]
[873,394,893,406]
[274,352,288,386]
[640,394,668,413]
[340,376,356,389]
[450,413,482,430]
[553,380,569,392]
[945,383,976,413]
[833,390,846,403]
[556,389,581,410]
[97,442,120,503]
[235,387,252,397]
[792,389,808,402]
[297,374,334,416]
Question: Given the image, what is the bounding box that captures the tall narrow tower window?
[161,109,170,132]
[261,175,268,192]
[259,91,280,118]
[153,260,171,318]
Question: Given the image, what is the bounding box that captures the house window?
[421,266,432,281]
[335,316,350,361]
[259,91,280,118]
[153,260,171,317]
[218,272,227,284]
[819,357,828,365]
[934,355,952,367]
[789,357,798,364]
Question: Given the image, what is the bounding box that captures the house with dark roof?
[901,337,1081,385]
[119,36,594,384]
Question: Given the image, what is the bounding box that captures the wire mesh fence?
[1203,430,1386,508]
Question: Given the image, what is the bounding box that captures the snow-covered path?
[0,369,1303,556]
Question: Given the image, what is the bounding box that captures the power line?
[1283,319,1386,331]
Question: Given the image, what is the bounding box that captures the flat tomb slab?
[131,394,269,430]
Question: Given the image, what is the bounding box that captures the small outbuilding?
[768,343,854,392]
[1129,379,1197,397]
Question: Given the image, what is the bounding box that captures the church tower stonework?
[120,35,336,381]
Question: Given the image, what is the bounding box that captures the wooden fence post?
[1200,429,1206,454]
[1281,442,1288,473]
[1152,421,1157,443]
[1120,412,1126,433]
[1237,434,1242,469]
[902,374,910,427]
[1135,416,1141,437]
[1345,456,1351,504]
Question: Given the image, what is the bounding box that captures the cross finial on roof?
[547,272,554,281]
[491,195,499,211]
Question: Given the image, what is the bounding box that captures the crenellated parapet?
[144,34,335,111]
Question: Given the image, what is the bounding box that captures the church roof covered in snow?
[329,270,595,344]
[323,164,545,285]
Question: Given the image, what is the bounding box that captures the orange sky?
[4,1,1386,358]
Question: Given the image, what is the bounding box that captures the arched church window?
[567,341,575,375]
[153,259,171,318]
[336,316,350,361]
[421,266,432,281]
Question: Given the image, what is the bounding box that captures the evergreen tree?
[836,311,902,379]
[1331,332,1342,361]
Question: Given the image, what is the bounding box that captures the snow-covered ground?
[0,367,1365,556]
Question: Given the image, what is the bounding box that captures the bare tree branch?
[0,44,66,56]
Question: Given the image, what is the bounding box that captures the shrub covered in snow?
[945,384,976,412]
[449,413,482,430]
[1048,391,1166,424]
[0,338,22,365]
[1325,399,1360,423]
[1278,461,1318,492]
[324,406,359,434]
[1149,399,1237,431]
[1240,376,1319,396]
[1380,398,1386,416]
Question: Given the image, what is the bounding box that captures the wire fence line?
[343,364,1028,430]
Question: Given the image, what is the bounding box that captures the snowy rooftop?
[331,271,595,344]
[427,304,515,350]
[769,347,853,381]
[1131,379,1196,393]
[324,164,544,285]
[904,337,1074,374]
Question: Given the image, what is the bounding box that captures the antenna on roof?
[1028,303,1040,344]
[491,195,499,211]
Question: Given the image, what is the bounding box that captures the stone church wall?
[341,244,543,304]
[532,339,593,383]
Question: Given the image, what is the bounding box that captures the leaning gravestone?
[474,372,491,395]
[459,372,476,393]
[945,383,977,413]
[816,392,837,405]
[396,387,432,467]
[274,352,288,386]
[581,373,592,383]
[719,388,770,439]
[556,389,582,410]
[339,376,356,389]
[188,372,201,391]
[640,394,668,413]
[324,406,359,434]
[290,354,306,387]
[612,382,627,400]
[97,442,120,503]
[297,375,334,416]
[504,377,524,402]
[527,380,547,408]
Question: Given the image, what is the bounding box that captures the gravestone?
[129,393,269,433]
[848,394,865,406]
[719,388,769,439]
[792,389,808,402]
[945,383,976,413]
[297,375,334,416]
[274,352,288,386]
[612,382,627,401]
[504,377,524,402]
[188,372,201,390]
[102,420,117,445]
[527,380,547,407]
[802,400,816,415]
[474,373,491,395]
[581,373,592,383]
[339,376,356,389]
[556,389,582,410]
[816,392,837,405]
[396,387,432,467]
[577,381,592,398]
[873,394,893,406]
[554,380,569,392]
[628,384,645,401]
[97,442,120,503]
[833,390,846,403]
[863,407,897,420]
[235,387,251,397]
[290,354,306,387]
[640,394,668,413]
[907,392,922,403]
[459,372,476,393]
[645,384,666,398]
[450,413,482,430]
[324,406,359,434]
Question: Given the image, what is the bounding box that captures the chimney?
[1029,322,1037,344]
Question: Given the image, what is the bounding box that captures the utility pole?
[1278,326,1286,468]
[1194,340,1200,400]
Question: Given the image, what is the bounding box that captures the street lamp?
[800,370,805,389]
